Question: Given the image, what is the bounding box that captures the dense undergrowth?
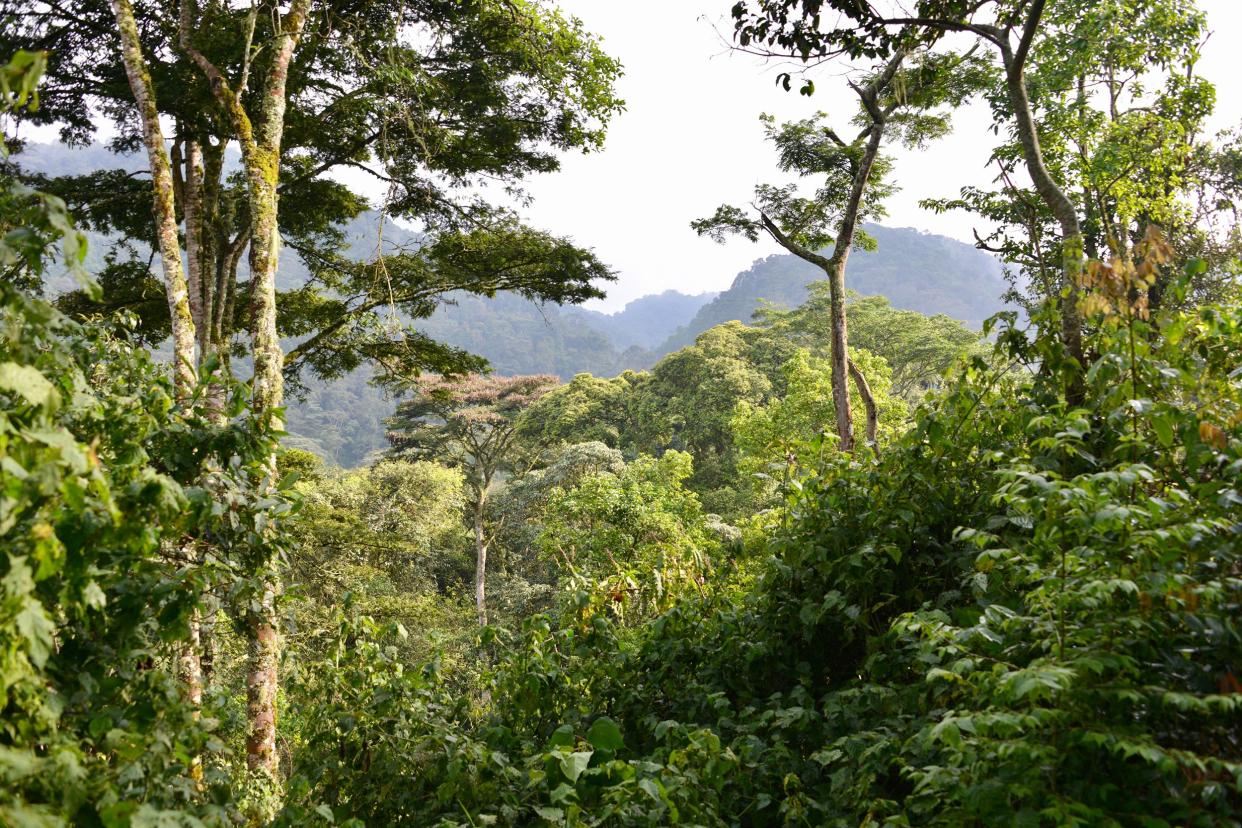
[269,284,1242,825]
[5,204,1241,825]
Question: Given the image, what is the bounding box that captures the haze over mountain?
[658,224,1011,355]
[14,142,1012,464]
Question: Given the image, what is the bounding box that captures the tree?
[633,322,781,493]
[487,441,627,615]
[386,374,559,625]
[3,0,621,782]
[515,372,644,451]
[732,347,906,501]
[692,48,979,449]
[756,288,984,400]
[283,220,615,392]
[2,0,623,392]
[108,0,198,395]
[535,451,721,622]
[918,0,1227,315]
[727,0,1219,400]
[287,458,474,667]
[1,50,295,818]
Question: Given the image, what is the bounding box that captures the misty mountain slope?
[564,290,718,350]
[657,225,1010,356]
[14,142,1012,467]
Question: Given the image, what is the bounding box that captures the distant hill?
[564,290,718,351]
[13,142,1012,466]
[656,225,1010,357]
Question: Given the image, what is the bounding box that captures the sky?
[19,1,1237,312]
[508,1,1242,311]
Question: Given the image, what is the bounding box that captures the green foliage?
[6,4,1241,825]
[521,296,973,512]
[757,287,985,399]
[488,441,626,609]
[289,459,470,618]
[536,451,721,622]
[2,59,299,823]
[516,373,643,450]
[0,283,295,825]
[477,288,1242,825]
[732,347,906,496]
[0,52,89,296]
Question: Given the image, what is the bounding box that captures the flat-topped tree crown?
[386,373,561,490]
[385,371,559,625]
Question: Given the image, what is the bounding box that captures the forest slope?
[15,143,1011,464]
[657,224,1011,356]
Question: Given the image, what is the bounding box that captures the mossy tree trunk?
[180,0,313,781]
[110,0,197,393]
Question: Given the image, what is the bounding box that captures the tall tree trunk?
[757,51,903,452]
[238,14,306,779]
[825,253,855,451]
[818,116,889,452]
[848,358,879,448]
[758,214,857,450]
[180,0,311,781]
[177,606,205,782]
[1000,2,1086,403]
[183,139,207,345]
[245,582,280,775]
[110,0,197,392]
[473,490,489,626]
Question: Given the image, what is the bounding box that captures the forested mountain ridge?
[564,289,719,350]
[657,224,1010,355]
[14,142,1011,466]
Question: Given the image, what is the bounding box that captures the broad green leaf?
[0,362,57,408]
[586,716,623,752]
[557,750,592,783]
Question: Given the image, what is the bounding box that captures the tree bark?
[180,0,312,781]
[999,3,1086,403]
[183,139,206,343]
[848,358,879,448]
[759,214,857,450]
[111,0,208,787]
[110,0,197,393]
[177,608,205,782]
[245,582,280,775]
[819,115,888,452]
[473,489,489,626]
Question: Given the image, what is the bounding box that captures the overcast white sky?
[514,1,1242,311]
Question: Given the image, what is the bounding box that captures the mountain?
[11,140,149,176]
[564,290,718,351]
[12,142,1013,466]
[417,292,625,379]
[283,289,715,465]
[656,225,1010,356]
